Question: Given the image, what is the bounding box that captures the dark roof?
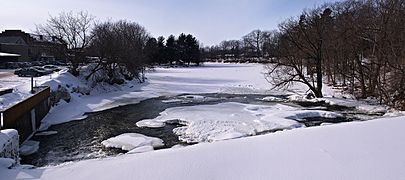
[0,36,27,45]
[0,30,66,45]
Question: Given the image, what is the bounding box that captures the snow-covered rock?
[288,110,343,121]
[0,158,15,168]
[0,129,19,165]
[384,111,405,117]
[101,133,164,152]
[50,85,71,106]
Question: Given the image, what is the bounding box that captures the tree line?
[37,12,201,84]
[151,34,201,66]
[206,0,405,110]
[202,29,277,62]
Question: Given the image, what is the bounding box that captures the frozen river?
[21,93,381,167]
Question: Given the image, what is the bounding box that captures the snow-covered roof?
[29,34,65,44]
[0,52,20,57]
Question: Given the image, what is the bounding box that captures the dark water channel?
[21,93,383,167]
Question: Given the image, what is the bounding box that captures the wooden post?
[31,76,34,94]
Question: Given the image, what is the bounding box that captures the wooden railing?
[0,87,50,143]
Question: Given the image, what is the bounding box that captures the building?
[0,52,20,68]
[0,30,67,62]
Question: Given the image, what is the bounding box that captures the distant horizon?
[0,0,341,46]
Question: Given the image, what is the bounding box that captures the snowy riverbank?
[1,116,405,180]
[1,63,404,179]
[1,63,392,130]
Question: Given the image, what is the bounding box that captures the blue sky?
[0,0,340,46]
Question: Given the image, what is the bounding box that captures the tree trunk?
[355,56,367,98]
[316,57,323,98]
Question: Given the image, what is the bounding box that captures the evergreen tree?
[144,37,158,64]
[177,33,187,64]
[185,34,201,65]
[156,36,166,64]
[166,35,177,65]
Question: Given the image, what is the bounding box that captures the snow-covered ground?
[1,116,405,180]
[1,63,404,179]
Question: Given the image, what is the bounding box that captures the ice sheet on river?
[137,102,339,143]
[137,102,344,143]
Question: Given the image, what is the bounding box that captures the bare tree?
[206,0,405,109]
[242,30,272,58]
[37,11,95,76]
[219,40,242,59]
[266,8,333,98]
[89,20,150,83]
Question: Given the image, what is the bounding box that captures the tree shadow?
[0,166,45,180]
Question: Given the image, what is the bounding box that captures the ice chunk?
[180,95,206,100]
[136,120,165,128]
[35,131,58,136]
[162,99,183,103]
[262,96,284,102]
[287,94,306,101]
[20,140,40,156]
